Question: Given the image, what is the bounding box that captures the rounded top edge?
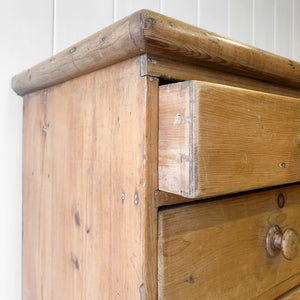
[11,9,300,96]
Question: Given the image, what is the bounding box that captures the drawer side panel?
[159,80,300,199]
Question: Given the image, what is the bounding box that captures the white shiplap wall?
[1,0,300,299]
[53,0,300,61]
[229,0,253,45]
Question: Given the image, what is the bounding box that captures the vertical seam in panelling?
[113,0,117,22]
[52,0,56,55]
[227,0,231,37]
[252,0,255,46]
[196,0,200,27]
[292,0,295,59]
[159,0,163,13]
[274,0,277,54]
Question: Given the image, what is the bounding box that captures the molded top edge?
[12,9,300,96]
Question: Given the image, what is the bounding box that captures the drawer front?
[277,285,300,299]
[158,184,300,299]
[159,81,300,199]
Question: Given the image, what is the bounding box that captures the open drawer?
[159,81,300,199]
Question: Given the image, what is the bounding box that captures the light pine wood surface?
[22,57,158,300]
[158,184,300,299]
[142,75,159,300]
[16,9,300,300]
[276,285,300,299]
[141,54,300,99]
[159,80,300,200]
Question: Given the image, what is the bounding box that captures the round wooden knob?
[266,225,299,260]
[281,228,299,260]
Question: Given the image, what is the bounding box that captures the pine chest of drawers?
[12,9,300,300]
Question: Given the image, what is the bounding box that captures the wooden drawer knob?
[266,225,299,260]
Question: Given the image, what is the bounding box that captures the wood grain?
[276,285,300,299]
[159,80,300,199]
[12,9,300,96]
[158,184,300,299]
[142,76,159,300]
[141,54,300,99]
[12,12,142,96]
[22,57,158,299]
[155,190,193,207]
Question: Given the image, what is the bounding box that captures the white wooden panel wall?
[2,0,300,299]
[276,0,293,58]
[54,0,114,54]
[254,0,275,53]
[53,0,300,60]
[198,0,229,36]
[0,0,53,299]
[294,0,300,61]
[229,0,253,45]
[161,0,198,26]
[115,0,160,22]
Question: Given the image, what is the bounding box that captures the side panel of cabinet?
[22,57,158,299]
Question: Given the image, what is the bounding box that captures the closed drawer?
[158,184,300,299]
[159,81,300,199]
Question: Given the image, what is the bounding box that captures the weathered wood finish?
[12,10,300,96]
[158,185,300,299]
[141,54,300,99]
[155,190,193,207]
[22,57,158,299]
[255,278,300,300]
[13,13,141,96]
[15,9,300,300]
[276,285,300,299]
[159,80,300,199]
[142,75,159,299]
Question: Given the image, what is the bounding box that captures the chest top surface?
[12,9,300,97]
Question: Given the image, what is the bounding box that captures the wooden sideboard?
[12,9,300,300]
